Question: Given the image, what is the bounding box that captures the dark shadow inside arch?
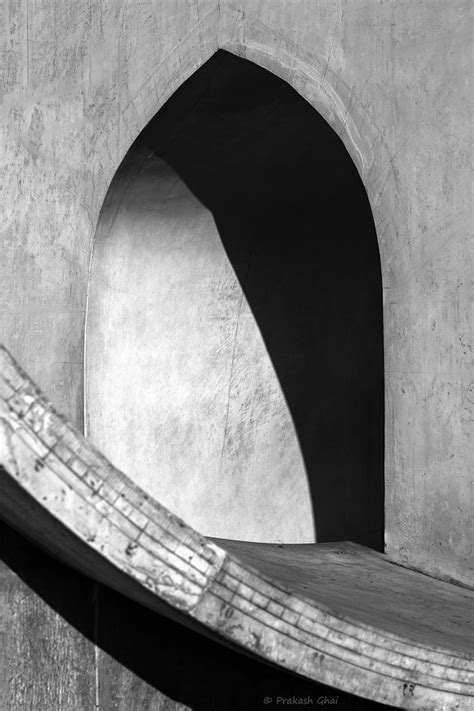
[140,49,384,550]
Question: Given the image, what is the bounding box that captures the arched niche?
[85,50,384,548]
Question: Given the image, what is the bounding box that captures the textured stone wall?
[0,0,471,706]
[2,0,470,584]
[86,151,316,544]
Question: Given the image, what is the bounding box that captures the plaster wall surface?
[85,151,314,542]
[1,0,471,584]
[0,1,472,707]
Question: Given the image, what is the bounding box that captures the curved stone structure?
[0,346,472,709]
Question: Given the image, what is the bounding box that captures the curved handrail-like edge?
[0,345,472,710]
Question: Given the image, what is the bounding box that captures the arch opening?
[86,50,384,550]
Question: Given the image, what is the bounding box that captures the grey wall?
[2,0,471,585]
[0,1,472,706]
[86,149,315,543]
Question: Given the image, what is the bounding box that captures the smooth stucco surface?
[1,0,472,584]
[86,152,314,542]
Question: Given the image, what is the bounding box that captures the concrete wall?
[1,0,471,607]
[85,149,314,542]
[1,1,471,706]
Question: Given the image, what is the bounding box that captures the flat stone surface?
[213,539,474,656]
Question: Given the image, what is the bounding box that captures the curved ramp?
[0,346,472,709]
